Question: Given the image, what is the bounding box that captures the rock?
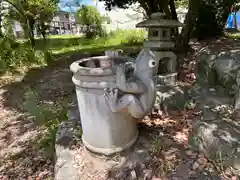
[155,84,189,112]
[54,104,82,180]
[188,84,240,175]
[54,145,78,180]
[196,48,240,114]
[67,103,81,126]
[55,121,73,147]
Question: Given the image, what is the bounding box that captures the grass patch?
[1,29,145,76]
[26,29,146,54]
[24,29,144,56]
[23,88,68,157]
[47,34,82,39]
[225,32,240,38]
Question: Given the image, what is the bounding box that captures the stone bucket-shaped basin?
[70,56,138,155]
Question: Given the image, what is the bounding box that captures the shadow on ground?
[0,46,142,179]
[74,109,222,180]
[0,132,54,179]
[1,51,102,110]
[0,50,103,179]
[1,44,141,113]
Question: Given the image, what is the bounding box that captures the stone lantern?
[136,12,184,85]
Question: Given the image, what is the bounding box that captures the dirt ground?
[0,53,84,180]
[0,39,239,180]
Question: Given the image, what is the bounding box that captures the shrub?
[75,5,107,38]
[0,37,44,74]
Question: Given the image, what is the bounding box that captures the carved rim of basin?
[70,55,133,76]
[70,55,134,89]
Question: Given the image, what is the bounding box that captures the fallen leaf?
[152,176,162,180]
[192,161,199,170]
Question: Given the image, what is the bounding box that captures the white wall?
[101,3,145,31]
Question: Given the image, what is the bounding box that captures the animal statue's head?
[134,48,158,78]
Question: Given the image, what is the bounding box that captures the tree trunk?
[0,0,4,38]
[169,0,178,20]
[139,0,163,17]
[175,0,200,80]
[159,0,171,18]
[40,23,47,41]
[27,19,35,48]
[176,0,200,50]
[194,0,234,40]
[139,0,151,17]
[0,18,3,38]
[169,0,179,38]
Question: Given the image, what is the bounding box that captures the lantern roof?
[136,12,184,28]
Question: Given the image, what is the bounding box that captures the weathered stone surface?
[55,146,78,180]
[188,84,240,175]
[155,73,177,86]
[67,102,81,126]
[154,84,188,112]
[197,49,240,97]
[196,48,240,120]
[54,105,81,180]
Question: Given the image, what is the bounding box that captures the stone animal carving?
[104,49,157,118]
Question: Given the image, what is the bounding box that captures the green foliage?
[151,137,163,153]
[99,0,137,10]
[6,0,59,46]
[47,29,145,54]
[76,5,102,25]
[100,0,235,46]
[0,37,44,74]
[175,0,188,8]
[193,0,234,40]
[0,29,144,74]
[7,0,59,24]
[112,29,146,45]
[2,16,15,39]
[75,5,106,38]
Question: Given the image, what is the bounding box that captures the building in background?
[10,10,82,38]
[9,0,187,38]
[49,10,80,35]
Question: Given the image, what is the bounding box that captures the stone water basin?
[70,55,138,155]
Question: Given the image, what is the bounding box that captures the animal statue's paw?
[104,88,119,112]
